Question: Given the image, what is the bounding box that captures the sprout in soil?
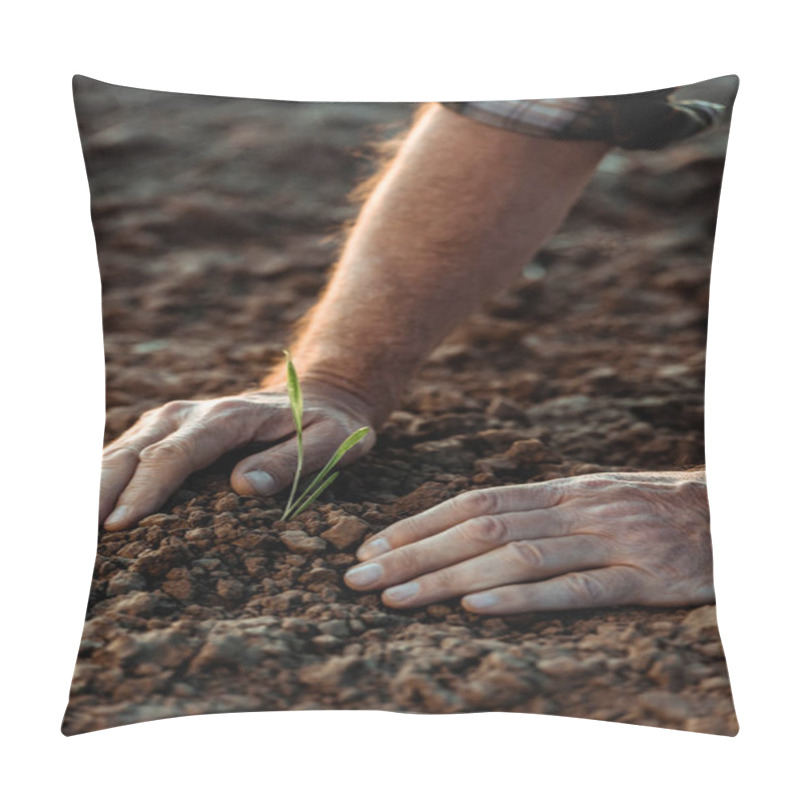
[280,350,370,522]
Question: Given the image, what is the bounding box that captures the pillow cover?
[63,74,739,736]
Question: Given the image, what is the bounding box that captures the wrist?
[259,366,392,428]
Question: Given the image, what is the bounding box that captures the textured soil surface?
[63,76,737,736]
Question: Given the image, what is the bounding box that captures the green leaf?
[301,426,369,495]
[283,349,303,433]
[329,426,370,467]
[280,350,371,520]
[286,471,340,520]
[281,350,305,520]
[284,426,370,519]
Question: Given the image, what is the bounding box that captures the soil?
[63,77,737,736]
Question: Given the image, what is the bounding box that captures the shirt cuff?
[439,91,726,151]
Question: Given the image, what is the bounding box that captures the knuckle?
[209,396,253,416]
[570,474,638,496]
[161,399,192,416]
[543,504,577,537]
[573,478,617,493]
[538,477,566,503]
[463,515,507,546]
[562,571,607,604]
[103,444,140,460]
[592,500,638,520]
[140,437,194,463]
[138,407,165,425]
[504,540,545,570]
[201,401,254,431]
[455,489,497,517]
[200,399,262,442]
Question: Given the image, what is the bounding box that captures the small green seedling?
[280,350,370,521]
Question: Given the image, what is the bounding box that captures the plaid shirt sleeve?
[439,86,728,150]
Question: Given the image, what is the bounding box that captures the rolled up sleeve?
[439,82,732,150]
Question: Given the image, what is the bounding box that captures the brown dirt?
[63,76,737,736]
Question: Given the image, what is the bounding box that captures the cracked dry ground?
[63,77,737,736]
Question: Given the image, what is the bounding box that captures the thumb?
[230,421,354,498]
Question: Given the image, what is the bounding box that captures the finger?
[356,480,566,560]
[345,509,579,592]
[104,420,246,530]
[100,448,141,525]
[99,418,178,525]
[461,565,643,615]
[361,534,609,608]
[230,420,358,498]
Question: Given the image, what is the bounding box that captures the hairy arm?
[101,105,609,529]
[263,104,610,422]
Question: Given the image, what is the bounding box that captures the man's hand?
[98,108,610,535]
[344,471,713,614]
[99,381,376,531]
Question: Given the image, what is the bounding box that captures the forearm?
[263,104,610,424]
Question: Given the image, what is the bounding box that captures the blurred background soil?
[63,76,737,735]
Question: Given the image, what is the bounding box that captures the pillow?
[63,74,739,736]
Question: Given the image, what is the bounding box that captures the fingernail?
[357,537,390,560]
[384,582,420,603]
[243,470,277,496]
[464,593,498,610]
[104,506,129,527]
[345,562,384,588]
